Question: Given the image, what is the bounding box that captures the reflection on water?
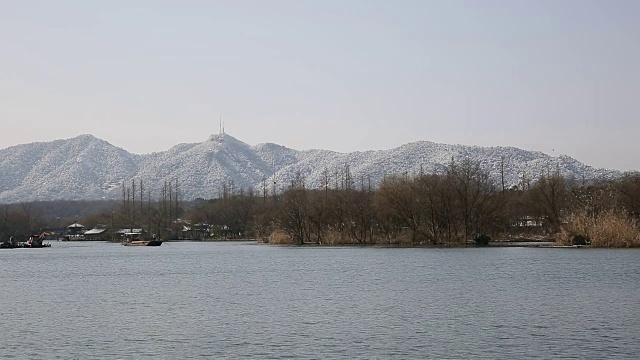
[1,242,638,359]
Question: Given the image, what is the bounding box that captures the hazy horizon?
[2,1,638,171]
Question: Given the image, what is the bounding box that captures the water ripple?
[1,242,638,359]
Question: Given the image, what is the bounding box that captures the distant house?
[84,227,109,241]
[181,222,210,240]
[66,222,85,240]
[115,228,146,241]
[512,216,544,227]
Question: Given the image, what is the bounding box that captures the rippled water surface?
[1,242,639,359]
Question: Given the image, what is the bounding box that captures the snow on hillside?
[0,133,621,203]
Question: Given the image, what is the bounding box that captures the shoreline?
[43,239,640,249]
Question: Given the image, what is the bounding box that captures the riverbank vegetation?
[185,160,640,248]
[2,159,640,247]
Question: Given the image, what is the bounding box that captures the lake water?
[1,242,638,359]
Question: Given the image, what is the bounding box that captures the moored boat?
[121,233,162,246]
[2,233,53,248]
[1,236,18,249]
[122,240,163,246]
[20,241,52,248]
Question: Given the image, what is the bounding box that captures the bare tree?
[529,168,569,231]
[277,172,310,244]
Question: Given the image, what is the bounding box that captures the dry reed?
[268,230,295,245]
[559,210,640,247]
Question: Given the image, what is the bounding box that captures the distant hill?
[0,133,621,203]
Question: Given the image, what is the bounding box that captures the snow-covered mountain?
[0,133,620,203]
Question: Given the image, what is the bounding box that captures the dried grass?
[559,210,640,247]
[322,230,350,246]
[268,230,294,244]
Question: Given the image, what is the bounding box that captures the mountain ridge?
[0,134,621,203]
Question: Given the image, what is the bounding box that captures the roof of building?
[84,228,108,235]
[115,229,144,234]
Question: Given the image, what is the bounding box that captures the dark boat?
[121,233,162,246]
[21,233,53,248]
[21,241,52,248]
[1,234,51,249]
[122,240,163,246]
[1,236,18,249]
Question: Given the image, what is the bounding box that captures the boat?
[1,236,18,249]
[2,233,53,248]
[121,233,162,246]
[23,232,53,248]
[20,241,52,248]
[122,240,163,247]
[0,241,18,249]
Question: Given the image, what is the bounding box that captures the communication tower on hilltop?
[218,115,225,144]
[219,115,226,135]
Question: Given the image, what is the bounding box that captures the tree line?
[0,179,186,241]
[185,159,640,247]
[2,159,640,247]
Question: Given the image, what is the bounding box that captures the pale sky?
[1,0,638,170]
